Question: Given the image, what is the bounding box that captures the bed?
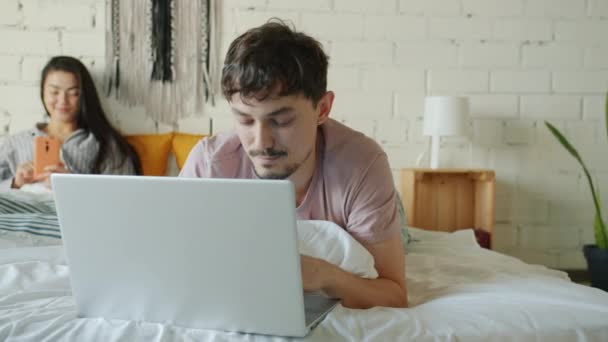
[1,191,607,341]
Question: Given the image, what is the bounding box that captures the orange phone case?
[33,136,61,179]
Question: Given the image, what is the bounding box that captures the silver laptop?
[52,174,338,337]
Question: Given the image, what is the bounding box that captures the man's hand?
[12,162,35,189]
[300,234,407,309]
[300,255,332,292]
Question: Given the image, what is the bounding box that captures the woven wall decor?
[105,0,220,124]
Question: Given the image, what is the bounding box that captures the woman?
[0,56,141,190]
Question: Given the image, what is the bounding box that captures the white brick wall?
[553,71,608,93]
[0,56,21,81]
[62,32,105,57]
[430,17,493,40]
[0,85,44,114]
[503,120,535,145]
[469,95,519,119]
[525,0,587,18]
[428,70,489,92]
[520,95,581,120]
[473,120,504,146]
[334,0,397,14]
[0,30,60,55]
[332,90,393,119]
[555,21,608,45]
[462,0,524,17]
[509,248,559,269]
[328,66,361,90]
[394,89,425,119]
[491,71,550,93]
[399,0,461,15]
[1,0,607,270]
[0,0,20,26]
[395,42,458,67]
[522,43,583,68]
[589,0,608,16]
[331,41,393,65]
[301,13,363,40]
[558,249,587,270]
[267,0,331,12]
[492,19,552,41]
[21,0,94,30]
[361,67,424,91]
[376,119,408,143]
[585,47,608,68]
[583,96,605,120]
[233,10,300,34]
[565,121,598,145]
[364,15,426,40]
[493,224,517,253]
[21,56,50,83]
[459,43,520,68]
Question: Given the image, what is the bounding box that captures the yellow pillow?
[172,133,206,170]
[126,133,174,176]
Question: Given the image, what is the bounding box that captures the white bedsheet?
[1,228,608,341]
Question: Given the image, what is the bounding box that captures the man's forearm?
[321,260,408,309]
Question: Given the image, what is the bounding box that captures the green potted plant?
[545,93,608,291]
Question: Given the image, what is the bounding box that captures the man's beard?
[251,148,313,180]
[253,163,299,180]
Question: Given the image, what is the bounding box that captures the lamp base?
[429,134,440,169]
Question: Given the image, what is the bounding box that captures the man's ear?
[316,91,334,126]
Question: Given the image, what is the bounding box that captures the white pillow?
[297,220,378,279]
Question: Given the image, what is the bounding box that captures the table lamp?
[423,96,470,169]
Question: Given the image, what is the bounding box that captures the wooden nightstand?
[400,168,496,248]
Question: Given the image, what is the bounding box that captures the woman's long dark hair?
[40,56,142,175]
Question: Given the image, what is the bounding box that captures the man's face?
[230,92,323,180]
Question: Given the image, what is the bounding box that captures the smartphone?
[33,136,61,179]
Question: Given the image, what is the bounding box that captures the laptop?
[52,174,339,337]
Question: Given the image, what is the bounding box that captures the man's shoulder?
[197,131,244,163]
[322,119,385,165]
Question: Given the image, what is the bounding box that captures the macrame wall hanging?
[105,0,220,124]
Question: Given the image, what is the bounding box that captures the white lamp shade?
[423,96,470,137]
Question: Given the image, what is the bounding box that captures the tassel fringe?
[105,0,218,124]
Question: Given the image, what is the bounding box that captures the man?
[180,20,407,309]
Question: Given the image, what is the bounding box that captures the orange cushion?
[126,133,174,176]
[172,133,205,170]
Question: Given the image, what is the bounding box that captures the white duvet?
[1,223,608,341]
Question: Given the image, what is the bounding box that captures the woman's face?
[42,71,80,124]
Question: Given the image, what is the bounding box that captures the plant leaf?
[595,212,608,249]
[594,190,608,249]
[545,122,581,161]
[545,121,607,249]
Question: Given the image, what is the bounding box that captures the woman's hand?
[38,162,70,189]
[42,162,69,175]
[12,162,35,189]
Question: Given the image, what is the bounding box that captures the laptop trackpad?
[304,292,339,327]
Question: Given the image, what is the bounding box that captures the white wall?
[1,0,607,269]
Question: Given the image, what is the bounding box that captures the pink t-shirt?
[179,119,400,245]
